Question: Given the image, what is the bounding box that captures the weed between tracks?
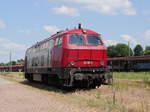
[0,72,150,112]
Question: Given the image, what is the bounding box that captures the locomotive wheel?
[42,74,48,84]
[47,74,61,87]
[87,77,94,89]
[91,83,96,89]
[26,74,33,82]
[91,80,97,89]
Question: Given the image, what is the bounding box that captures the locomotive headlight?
[100,61,104,65]
[70,61,75,66]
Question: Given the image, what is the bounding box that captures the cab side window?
[58,37,62,46]
[55,36,63,46]
[55,38,59,46]
[49,39,54,49]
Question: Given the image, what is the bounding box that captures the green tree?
[115,43,133,57]
[0,63,5,66]
[16,59,24,64]
[144,46,150,56]
[145,46,150,50]
[134,44,143,56]
[144,50,150,56]
[5,61,16,66]
[107,43,133,57]
[11,61,16,65]
[107,45,118,58]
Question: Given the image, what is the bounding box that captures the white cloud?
[0,38,28,50]
[52,6,79,16]
[142,10,150,15]
[43,25,60,34]
[0,50,8,55]
[104,40,118,46]
[0,19,6,29]
[18,30,32,36]
[120,34,137,46]
[49,0,136,15]
[123,8,137,16]
[0,50,9,62]
[0,38,28,62]
[143,30,150,42]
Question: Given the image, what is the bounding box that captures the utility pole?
[9,50,12,72]
[127,41,130,72]
[128,41,130,57]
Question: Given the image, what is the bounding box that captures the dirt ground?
[0,73,150,112]
[0,78,94,112]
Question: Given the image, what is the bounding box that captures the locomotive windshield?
[69,34,103,45]
[69,34,84,45]
[87,36,103,45]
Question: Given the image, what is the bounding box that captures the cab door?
[48,39,55,67]
[51,36,63,67]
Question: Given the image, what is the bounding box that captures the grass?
[0,72,24,76]
[0,72,25,82]
[0,72,150,112]
[113,72,150,80]
[113,72,150,88]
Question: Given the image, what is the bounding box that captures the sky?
[0,0,150,63]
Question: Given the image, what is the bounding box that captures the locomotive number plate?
[83,61,93,64]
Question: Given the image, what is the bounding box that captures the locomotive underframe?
[63,67,112,87]
[25,67,112,88]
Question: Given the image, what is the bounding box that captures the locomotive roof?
[26,28,101,51]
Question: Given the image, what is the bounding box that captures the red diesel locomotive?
[25,24,112,88]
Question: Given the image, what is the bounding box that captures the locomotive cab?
[63,30,107,68]
[61,28,112,87]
